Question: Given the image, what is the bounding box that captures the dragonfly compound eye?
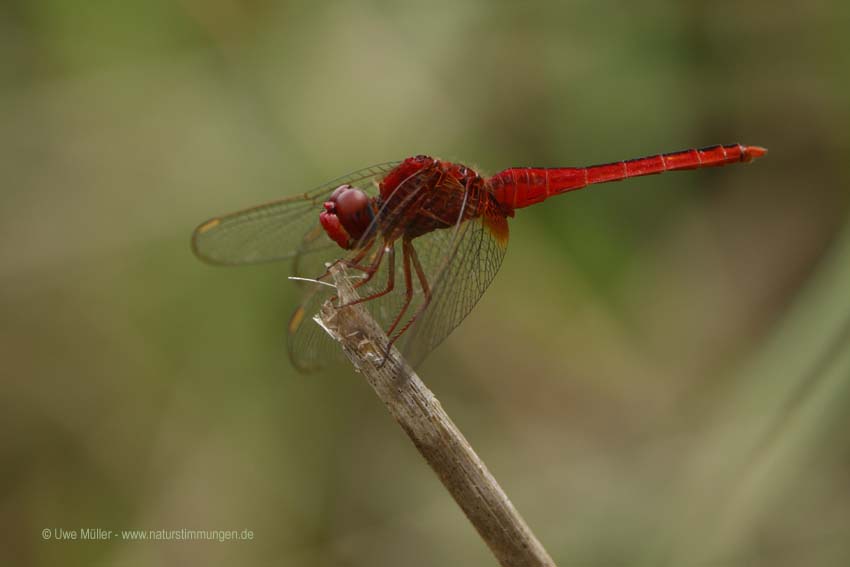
[319,184,373,249]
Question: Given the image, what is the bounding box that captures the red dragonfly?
[193,143,766,370]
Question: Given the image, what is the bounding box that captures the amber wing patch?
[482,213,509,248]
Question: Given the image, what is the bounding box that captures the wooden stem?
[315,264,556,567]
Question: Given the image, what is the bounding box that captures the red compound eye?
[333,187,372,238]
[319,184,373,249]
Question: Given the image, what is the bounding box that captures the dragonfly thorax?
[377,156,489,240]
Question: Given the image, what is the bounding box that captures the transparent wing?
[286,170,509,372]
[286,274,350,372]
[397,189,509,367]
[191,162,400,265]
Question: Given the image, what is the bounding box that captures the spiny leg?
[340,241,397,308]
[389,238,432,342]
[349,240,386,290]
[385,237,416,338]
[377,238,432,368]
[319,237,386,297]
[318,237,382,307]
[317,236,376,282]
[409,238,431,301]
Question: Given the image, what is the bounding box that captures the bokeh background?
[3,1,849,566]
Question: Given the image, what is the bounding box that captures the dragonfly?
[192,143,767,371]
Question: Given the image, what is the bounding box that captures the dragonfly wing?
[286,279,350,372]
[191,162,400,265]
[398,195,509,367]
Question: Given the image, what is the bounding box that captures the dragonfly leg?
[388,238,432,342]
[377,239,432,368]
[408,238,431,301]
[318,237,383,298]
[335,238,390,291]
[338,242,397,308]
[349,241,386,289]
[385,238,417,337]
[318,236,376,280]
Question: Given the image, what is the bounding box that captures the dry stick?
[315,264,556,567]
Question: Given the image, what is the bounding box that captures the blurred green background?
[2,1,849,566]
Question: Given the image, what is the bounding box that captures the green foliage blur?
[2,1,849,565]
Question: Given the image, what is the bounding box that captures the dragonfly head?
[320,184,374,249]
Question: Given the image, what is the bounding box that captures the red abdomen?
[487,144,767,210]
